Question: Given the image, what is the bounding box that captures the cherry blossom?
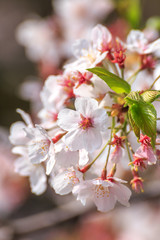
[16,18,61,64]
[13,146,47,195]
[64,24,112,71]
[50,167,83,195]
[109,135,125,164]
[126,30,160,55]
[72,177,131,212]
[57,97,108,152]
[24,124,56,175]
[138,134,157,165]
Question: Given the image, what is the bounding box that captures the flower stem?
[121,68,124,79]
[79,138,111,173]
[149,75,160,90]
[103,117,115,172]
[127,68,141,83]
[125,137,133,163]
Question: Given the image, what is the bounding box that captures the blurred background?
[0,0,160,239]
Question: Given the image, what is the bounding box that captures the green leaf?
[114,0,141,29]
[128,110,140,138]
[125,91,142,105]
[87,67,131,94]
[125,0,141,28]
[129,102,157,147]
[140,90,160,103]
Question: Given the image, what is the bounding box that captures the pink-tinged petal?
[9,121,28,145]
[110,182,131,207]
[58,109,80,131]
[30,166,47,195]
[75,97,98,117]
[136,146,157,165]
[109,147,123,164]
[146,147,157,164]
[91,24,112,50]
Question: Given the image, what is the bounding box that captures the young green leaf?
[87,67,131,94]
[128,110,140,138]
[140,90,160,103]
[125,91,142,105]
[129,102,157,147]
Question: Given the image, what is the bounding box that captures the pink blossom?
[137,134,157,165]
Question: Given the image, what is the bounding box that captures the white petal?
[63,128,84,151]
[110,182,131,207]
[16,108,33,127]
[58,109,80,131]
[12,146,27,156]
[72,39,89,58]
[91,24,112,50]
[50,168,80,195]
[75,97,98,117]
[79,149,89,166]
[55,148,79,168]
[92,108,108,131]
[30,166,47,195]
[94,189,116,212]
[126,30,148,53]
[144,39,160,54]
[14,156,33,176]
[9,121,28,145]
[83,128,102,152]
[46,143,56,175]
[72,181,93,205]
[28,140,49,164]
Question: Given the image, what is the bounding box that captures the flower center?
[79,114,93,130]
[95,184,110,198]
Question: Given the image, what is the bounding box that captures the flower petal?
[75,97,98,117]
[58,109,80,131]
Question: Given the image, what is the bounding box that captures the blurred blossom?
[16,17,61,65]
[0,128,28,217]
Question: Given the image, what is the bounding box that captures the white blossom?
[73,177,131,212]
[58,97,108,152]
[13,146,47,195]
[126,30,160,54]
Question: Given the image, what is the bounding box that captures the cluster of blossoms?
[10,24,160,212]
[16,0,114,79]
